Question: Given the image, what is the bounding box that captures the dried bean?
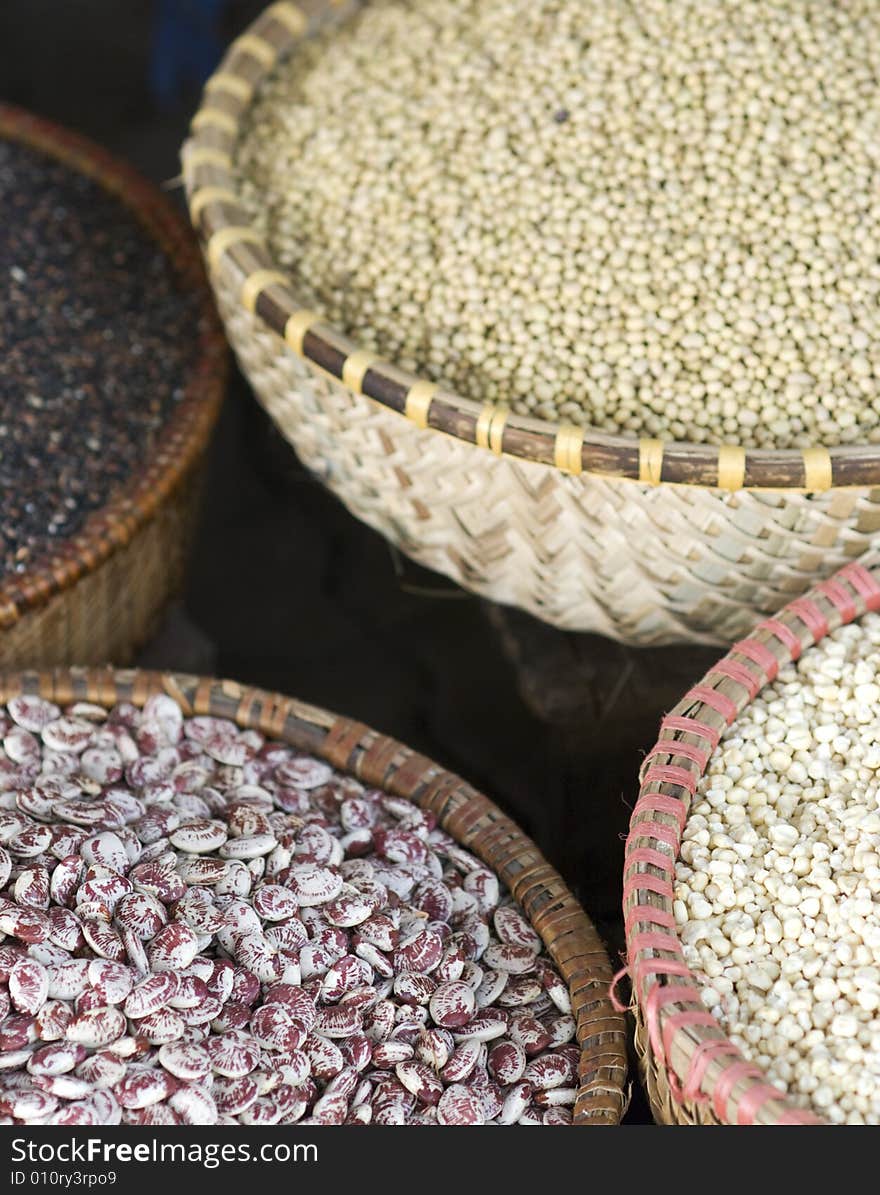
[0,695,574,1126]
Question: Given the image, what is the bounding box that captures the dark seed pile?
[0,138,200,580]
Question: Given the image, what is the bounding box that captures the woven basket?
[0,105,226,669]
[0,665,629,1125]
[622,558,880,1125]
[183,0,880,648]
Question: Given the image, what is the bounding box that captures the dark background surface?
[0,0,725,1123]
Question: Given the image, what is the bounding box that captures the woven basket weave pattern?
[183,0,880,646]
[219,286,880,644]
[0,667,629,1126]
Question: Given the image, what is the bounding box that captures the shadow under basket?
[623,559,880,1125]
[1,666,629,1125]
[185,0,880,648]
[0,105,227,669]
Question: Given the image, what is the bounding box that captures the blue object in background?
[150,0,227,108]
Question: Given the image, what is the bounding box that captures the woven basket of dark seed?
[0,667,627,1126]
[184,0,880,647]
[0,105,226,668]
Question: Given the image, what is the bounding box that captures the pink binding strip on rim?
[761,618,804,659]
[731,637,780,680]
[684,684,739,724]
[661,714,721,749]
[624,561,880,1124]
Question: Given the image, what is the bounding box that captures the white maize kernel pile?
[675,614,880,1124]
[235,0,880,449]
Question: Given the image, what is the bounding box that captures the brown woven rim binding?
[182,0,880,492]
[623,559,880,1125]
[0,667,628,1125]
[0,103,227,631]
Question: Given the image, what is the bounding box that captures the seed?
[27,1043,87,1078]
[13,866,50,911]
[436,1084,485,1126]
[235,0,880,450]
[251,884,299,922]
[440,1039,484,1084]
[494,907,542,952]
[116,1068,178,1110]
[218,833,277,861]
[482,943,539,975]
[284,863,344,906]
[75,1052,126,1090]
[509,1015,552,1057]
[138,1009,186,1046]
[148,923,200,971]
[214,1075,259,1116]
[313,1006,363,1040]
[523,1054,573,1091]
[66,1007,126,1049]
[394,929,444,974]
[169,821,228,854]
[395,1060,443,1106]
[84,962,131,1007]
[124,973,178,1020]
[488,1040,527,1085]
[429,981,476,1029]
[9,960,49,1014]
[8,698,61,734]
[34,1002,73,1042]
[81,921,126,963]
[205,1033,259,1079]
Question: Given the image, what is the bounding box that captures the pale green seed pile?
[676,615,880,1124]
[235,0,880,449]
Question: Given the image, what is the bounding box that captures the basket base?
[0,464,204,669]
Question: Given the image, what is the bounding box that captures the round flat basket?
[1,105,226,668]
[183,0,880,648]
[622,559,880,1125]
[0,666,628,1125]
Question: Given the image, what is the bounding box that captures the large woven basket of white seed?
[184,0,880,647]
[623,559,880,1125]
[0,667,627,1126]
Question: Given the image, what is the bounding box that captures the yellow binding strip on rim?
[206,226,263,271]
[267,2,308,36]
[476,404,509,455]
[489,406,509,456]
[802,446,833,492]
[205,72,254,103]
[191,108,238,137]
[555,424,584,475]
[639,438,665,485]
[717,444,746,491]
[284,309,322,354]
[185,146,232,172]
[232,33,278,70]
[342,351,380,394]
[241,269,289,313]
[404,381,437,429]
[189,186,240,222]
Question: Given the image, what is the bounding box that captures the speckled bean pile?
[0,694,577,1126]
[676,614,880,1124]
[236,0,880,449]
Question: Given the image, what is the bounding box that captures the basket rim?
[622,558,880,1125]
[182,0,880,494]
[0,664,628,1125]
[0,103,227,632]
